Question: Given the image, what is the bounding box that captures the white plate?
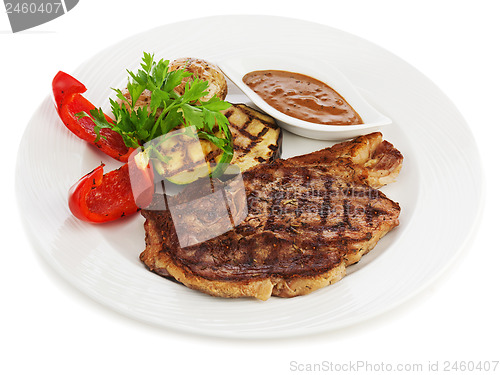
[16,15,482,339]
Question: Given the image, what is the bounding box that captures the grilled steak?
[140,132,402,300]
[283,131,403,188]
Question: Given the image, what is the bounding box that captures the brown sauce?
[242,70,363,126]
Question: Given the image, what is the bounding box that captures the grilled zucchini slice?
[223,103,282,172]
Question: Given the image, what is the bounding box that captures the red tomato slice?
[68,162,154,223]
[52,71,134,162]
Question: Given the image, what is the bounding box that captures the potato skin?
[168,57,228,101]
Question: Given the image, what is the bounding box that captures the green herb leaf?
[180,104,204,129]
[182,78,210,103]
[83,52,234,178]
[200,96,232,112]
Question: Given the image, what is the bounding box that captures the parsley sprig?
[80,52,233,171]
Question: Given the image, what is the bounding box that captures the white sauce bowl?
[217,54,392,140]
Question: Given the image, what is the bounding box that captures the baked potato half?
[168,57,228,101]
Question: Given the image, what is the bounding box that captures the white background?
[2,1,499,374]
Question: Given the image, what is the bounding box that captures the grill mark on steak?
[139,132,403,299]
[320,178,332,224]
[142,165,399,282]
[343,200,355,231]
[365,204,388,224]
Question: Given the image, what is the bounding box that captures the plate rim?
[15,15,484,339]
